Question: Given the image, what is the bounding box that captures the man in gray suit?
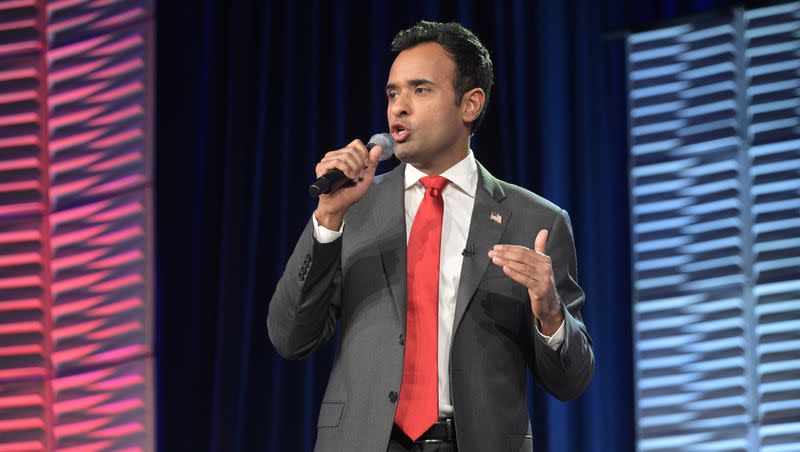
[268,21,594,451]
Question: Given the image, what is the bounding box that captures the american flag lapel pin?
[490,212,502,224]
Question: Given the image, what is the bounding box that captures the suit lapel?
[452,162,509,335]
[370,161,508,334]
[368,164,408,330]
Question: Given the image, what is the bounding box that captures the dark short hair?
[391,21,494,133]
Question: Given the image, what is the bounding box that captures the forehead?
[387,42,456,86]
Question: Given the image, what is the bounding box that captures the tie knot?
[420,175,449,192]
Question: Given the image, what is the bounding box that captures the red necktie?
[395,175,448,441]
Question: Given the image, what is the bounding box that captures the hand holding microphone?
[312,133,396,230]
[310,133,396,197]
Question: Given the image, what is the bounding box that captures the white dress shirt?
[312,151,564,417]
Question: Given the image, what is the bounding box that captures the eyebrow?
[385,79,435,91]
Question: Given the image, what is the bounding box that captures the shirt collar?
[403,150,478,198]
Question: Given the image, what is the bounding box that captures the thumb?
[362,146,383,181]
[367,146,383,166]
[534,229,549,254]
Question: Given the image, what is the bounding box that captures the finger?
[316,156,359,179]
[534,229,549,254]
[320,148,363,179]
[318,139,367,178]
[338,145,366,178]
[489,255,547,286]
[347,139,369,161]
[498,262,541,290]
[489,245,549,266]
[345,139,369,173]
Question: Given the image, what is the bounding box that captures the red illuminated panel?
[51,360,151,451]
[47,0,149,43]
[0,1,153,451]
[0,4,50,450]
[0,1,42,60]
[49,191,150,378]
[47,22,149,211]
[0,380,47,452]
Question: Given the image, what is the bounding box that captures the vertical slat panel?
[744,3,800,451]
[629,12,753,452]
[0,0,154,450]
[629,3,800,452]
[0,2,50,451]
[45,2,153,449]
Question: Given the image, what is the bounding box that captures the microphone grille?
[367,133,396,161]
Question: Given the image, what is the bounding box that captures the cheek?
[435,101,464,125]
[431,110,462,136]
[427,105,451,125]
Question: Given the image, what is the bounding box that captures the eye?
[387,91,398,99]
[415,87,430,94]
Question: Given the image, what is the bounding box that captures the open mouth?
[390,125,411,143]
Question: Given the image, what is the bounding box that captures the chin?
[394,145,413,163]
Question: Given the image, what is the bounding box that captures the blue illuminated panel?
[628,3,800,451]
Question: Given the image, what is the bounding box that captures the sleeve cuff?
[312,214,344,243]
[536,319,565,351]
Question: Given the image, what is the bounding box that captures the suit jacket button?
[398,333,405,345]
[388,391,398,403]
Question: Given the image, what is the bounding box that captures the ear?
[461,88,485,124]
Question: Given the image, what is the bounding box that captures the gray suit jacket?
[268,161,594,452]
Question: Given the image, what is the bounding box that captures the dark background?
[154,1,745,450]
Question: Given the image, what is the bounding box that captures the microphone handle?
[309,169,349,197]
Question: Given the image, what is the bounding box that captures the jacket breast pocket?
[317,401,344,428]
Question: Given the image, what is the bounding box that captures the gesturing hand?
[487,229,564,335]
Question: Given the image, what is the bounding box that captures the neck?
[412,137,471,175]
[415,152,468,175]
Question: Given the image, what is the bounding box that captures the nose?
[389,91,410,117]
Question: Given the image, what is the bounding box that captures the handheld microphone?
[309,133,396,197]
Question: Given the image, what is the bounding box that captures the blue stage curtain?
[155,1,735,450]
